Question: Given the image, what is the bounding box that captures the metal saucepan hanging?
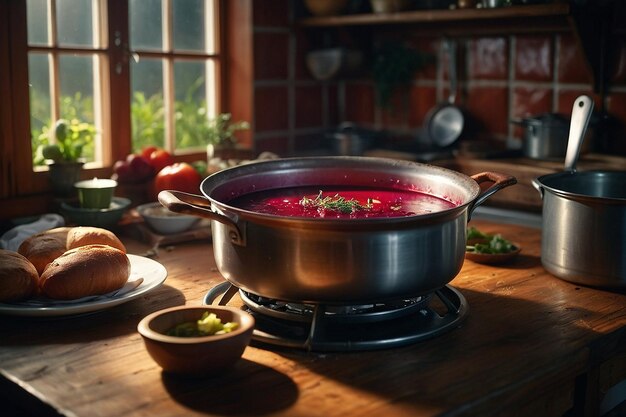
[423,39,464,148]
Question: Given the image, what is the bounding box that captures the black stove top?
[203,281,468,352]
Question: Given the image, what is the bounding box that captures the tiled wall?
[248,1,626,157]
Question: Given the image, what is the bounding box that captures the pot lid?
[522,113,568,125]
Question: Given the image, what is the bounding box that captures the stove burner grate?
[203,282,468,352]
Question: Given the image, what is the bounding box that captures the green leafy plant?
[175,77,249,148]
[33,118,96,165]
[30,78,249,166]
[203,113,250,147]
[31,92,96,165]
[131,91,165,151]
[371,41,432,109]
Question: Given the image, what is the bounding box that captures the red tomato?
[140,146,158,160]
[148,149,174,172]
[154,162,202,198]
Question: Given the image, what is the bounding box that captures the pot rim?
[535,170,626,203]
[200,156,482,225]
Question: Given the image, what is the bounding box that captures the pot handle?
[531,178,544,199]
[158,190,245,246]
[468,172,517,218]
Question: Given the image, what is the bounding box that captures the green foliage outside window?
[131,91,166,151]
[31,92,96,165]
[31,78,250,165]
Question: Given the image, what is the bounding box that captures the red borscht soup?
[228,186,457,219]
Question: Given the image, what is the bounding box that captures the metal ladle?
[564,95,594,172]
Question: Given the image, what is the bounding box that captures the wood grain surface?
[1,220,626,417]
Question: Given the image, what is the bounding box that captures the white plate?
[0,254,167,317]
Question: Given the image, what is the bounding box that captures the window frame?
[0,0,227,205]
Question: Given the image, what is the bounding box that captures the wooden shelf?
[298,3,573,36]
[298,2,619,95]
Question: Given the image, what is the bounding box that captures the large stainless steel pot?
[533,96,626,289]
[159,157,516,303]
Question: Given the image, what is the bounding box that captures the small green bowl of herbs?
[465,226,520,265]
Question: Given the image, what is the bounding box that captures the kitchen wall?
[245,0,626,157]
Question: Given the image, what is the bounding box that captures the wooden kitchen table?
[2,220,626,417]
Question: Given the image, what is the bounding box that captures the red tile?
[466,86,509,136]
[512,87,553,118]
[253,32,289,80]
[409,85,437,128]
[468,37,508,80]
[515,35,553,82]
[253,0,290,27]
[254,86,289,132]
[511,87,553,138]
[556,90,599,116]
[344,82,375,124]
[558,34,592,84]
[295,85,323,128]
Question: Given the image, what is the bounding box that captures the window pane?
[56,0,94,47]
[127,0,220,155]
[129,0,163,51]
[58,54,96,162]
[28,53,52,135]
[29,53,52,165]
[131,58,165,151]
[173,0,205,52]
[27,0,49,45]
[174,60,214,151]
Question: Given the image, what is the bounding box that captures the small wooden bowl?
[465,239,521,265]
[138,305,255,377]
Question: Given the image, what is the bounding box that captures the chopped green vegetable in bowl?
[466,227,518,255]
[137,305,255,376]
[167,311,239,337]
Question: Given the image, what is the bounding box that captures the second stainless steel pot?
[533,96,626,289]
[160,157,515,303]
[512,113,570,159]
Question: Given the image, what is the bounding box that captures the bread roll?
[66,226,126,253]
[17,227,72,275]
[0,249,39,302]
[40,244,130,300]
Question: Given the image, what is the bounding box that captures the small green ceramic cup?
[75,178,118,209]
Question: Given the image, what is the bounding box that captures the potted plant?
[205,113,251,160]
[371,41,432,110]
[34,118,96,197]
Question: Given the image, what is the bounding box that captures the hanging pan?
[423,39,464,148]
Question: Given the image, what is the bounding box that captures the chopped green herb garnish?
[466,227,516,254]
[166,311,238,337]
[299,191,373,214]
